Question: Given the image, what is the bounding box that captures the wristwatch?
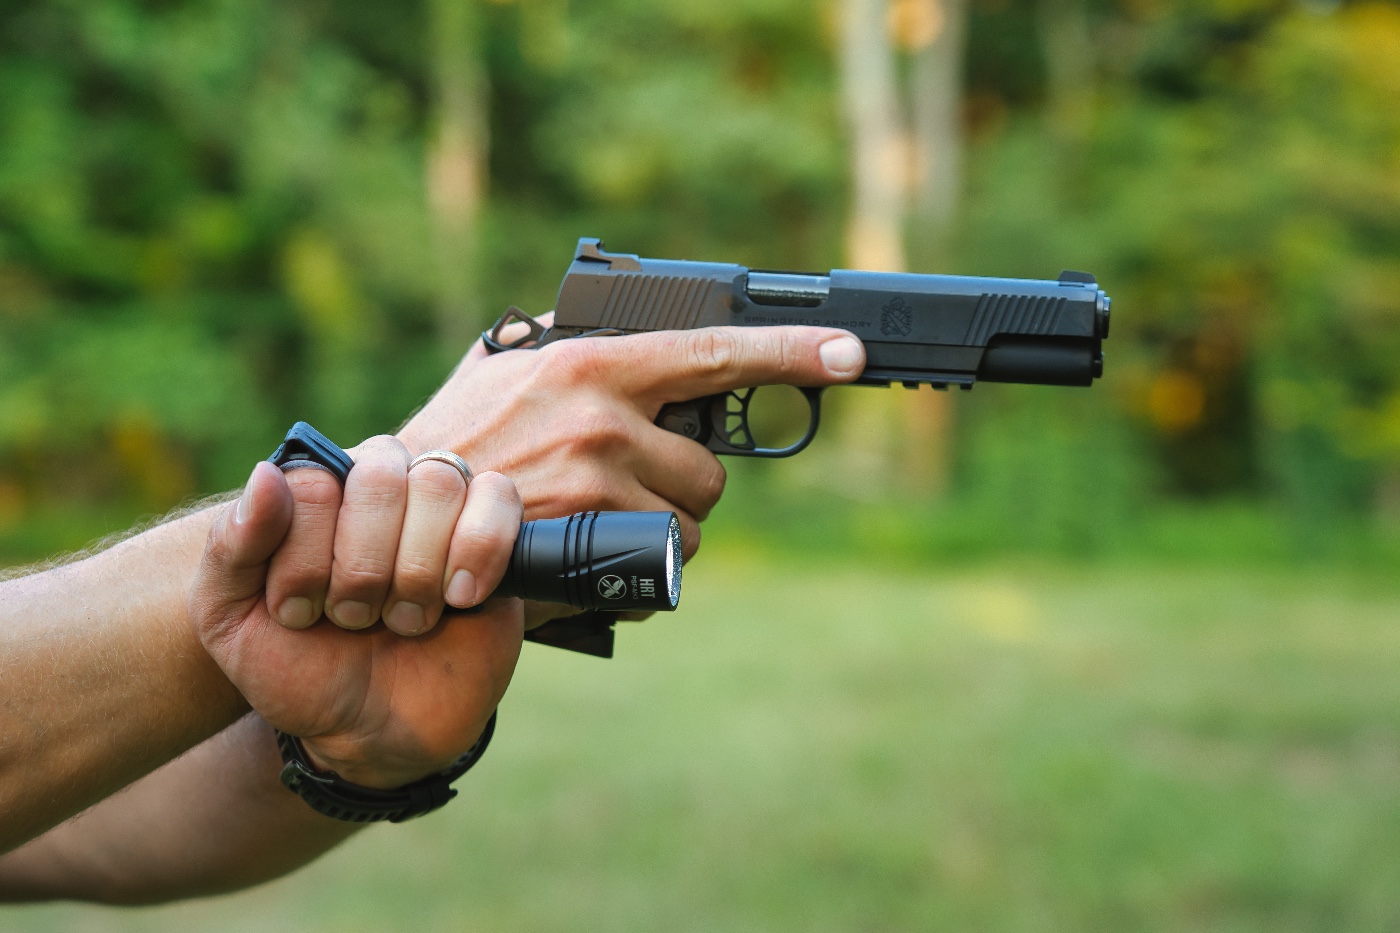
[266,421,497,823]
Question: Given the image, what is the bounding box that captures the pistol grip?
[656,387,823,458]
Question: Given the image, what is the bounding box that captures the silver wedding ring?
[408,450,474,486]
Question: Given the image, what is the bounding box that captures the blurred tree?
[428,0,488,354]
[835,0,963,497]
[907,0,967,256]
[907,0,968,496]
[833,0,911,495]
[839,0,907,274]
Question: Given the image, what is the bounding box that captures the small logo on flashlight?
[598,575,627,599]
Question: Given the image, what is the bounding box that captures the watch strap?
[276,712,497,824]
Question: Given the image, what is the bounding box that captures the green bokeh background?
[3,0,1400,928]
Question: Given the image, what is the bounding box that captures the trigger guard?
[702,387,823,458]
[710,389,757,452]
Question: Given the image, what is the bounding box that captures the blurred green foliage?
[1,0,1399,563]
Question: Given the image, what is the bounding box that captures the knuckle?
[358,434,409,457]
[683,329,737,380]
[696,459,728,509]
[473,471,522,510]
[456,523,516,563]
[284,469,342,509]
[545,339,604,385]
[393,556,440,594]
[353,457,406,487]
[453,526,515,571]
[409,462,466,503]
[574,469,623,510]
[347,460,407,502]
[531,469,619,515]
[202,515,235,567]
[563,404,631,456]
[776,330,801,374]
[270,555,330,591]
[333,557,395,592]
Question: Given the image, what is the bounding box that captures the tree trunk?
[909,0,966,261]
[903,0,968,497]
[427,0,488,355]
[839,0,908,275]
[835,0,908,491]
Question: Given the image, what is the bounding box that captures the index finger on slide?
[572,326,866,403]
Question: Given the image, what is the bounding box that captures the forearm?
[0,508,248,852]
[0,713,359,904]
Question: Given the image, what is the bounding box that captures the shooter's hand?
[189,441,524,789]
[397,316,866,561]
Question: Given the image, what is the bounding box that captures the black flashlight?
[493,510,682,612]
[268,423,683,614]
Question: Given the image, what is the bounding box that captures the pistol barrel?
[746,272,831,307]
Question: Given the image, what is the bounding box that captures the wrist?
[298,740,451,791]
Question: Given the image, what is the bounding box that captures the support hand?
[189,453,523,790]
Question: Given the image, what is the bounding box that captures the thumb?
[189,461,294,647]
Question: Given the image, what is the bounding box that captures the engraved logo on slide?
[880,297,913,337]
[597,575,628,599]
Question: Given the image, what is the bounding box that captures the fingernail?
[819,336,863,377]
[386,602,426,636]
[445,570,476,608]
[235,480,255,525]
[330,600,372,629]
[278,597,314,629]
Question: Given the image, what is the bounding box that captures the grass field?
[7,553,1400,932]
